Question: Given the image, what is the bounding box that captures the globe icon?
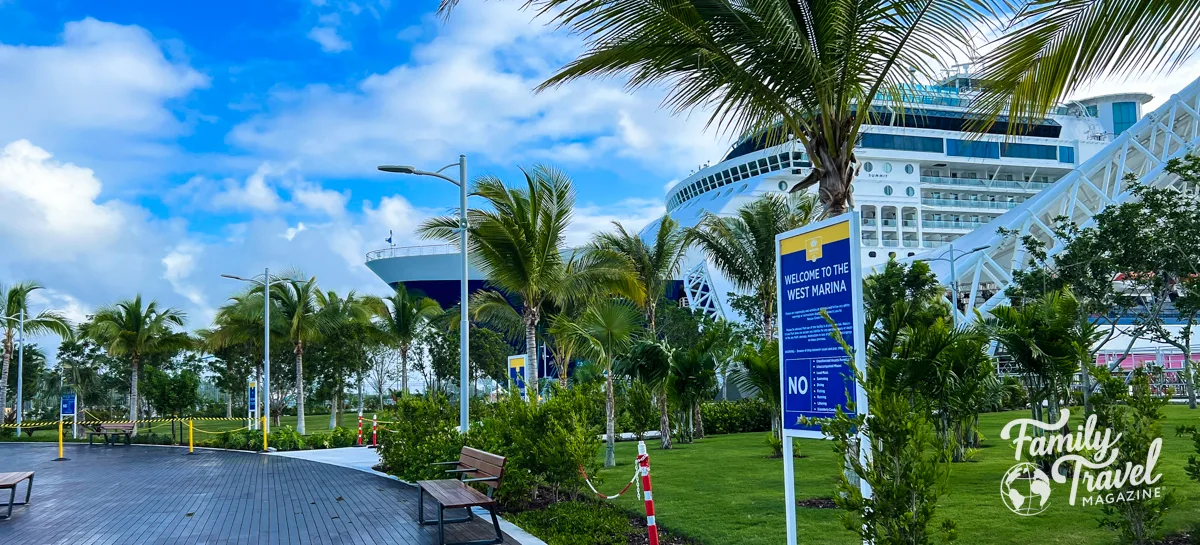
[1001,462,1052,516]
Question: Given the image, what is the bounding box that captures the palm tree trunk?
[295,341,306,435]
[130,354,140,436]
[226,391,233,419]
[605,371,616,467]
[693,402,704,439]
[1183,347,1197,409]
[0,333,12,414]
[657,393,672,450]
[329,391,337,430]
[400,345,410,396]
[761,292,774,340]
[524,312,539,404]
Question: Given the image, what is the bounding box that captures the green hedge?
[700,399,772,435]
[505,501,633,545]
[378,387,602,508]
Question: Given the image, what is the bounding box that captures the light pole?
[7,308,25,434]
[378,155,471,434]
[917,244,990,326]
[221,268,281,437]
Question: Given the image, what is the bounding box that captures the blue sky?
[0,0,731,332]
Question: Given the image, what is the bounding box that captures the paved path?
[0,443,513,544]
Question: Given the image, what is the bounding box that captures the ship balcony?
[920,176,1053,191]
[922,198,1020,210]
[922,220,986,230]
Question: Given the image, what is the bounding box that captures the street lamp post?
[221,268,278,438]
[378,155,471,434]
[917,244,990,326]
[15,308,24,434]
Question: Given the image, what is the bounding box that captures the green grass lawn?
[596,406,1200,545]
[3,412,368,442]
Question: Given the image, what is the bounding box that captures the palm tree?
[566,298,643,466]
[529,0,999,215]
[268,276,325,434]
[419,166,641,402]
[732,340,782,438]
[84,295,189,426]
[319,290,385,428]
[1,282,72,415]
[621,339,674,450]
[691,193,819,338]
[667,333,720,444]
[591,216,690,335]
[379,284,442,397]
[988,289,1080,427]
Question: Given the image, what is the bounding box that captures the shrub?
[700,399,772,435]
[307,431,332,449]
[378,395,465,482]
[131,432,176,445]
[623,380,657,440]
[1000,376,1029,411]
[504,501,632,545]
[329,426,357,448]
[468,384,602,506]
[269,426,306,451]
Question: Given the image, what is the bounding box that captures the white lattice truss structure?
[683,261,725,317]
[920,75,1200,323]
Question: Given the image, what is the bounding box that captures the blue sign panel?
[777,215,863,437]
[61,393,76,416]
[249,383,257,412]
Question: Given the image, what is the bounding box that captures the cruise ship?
[366,68,1154,322]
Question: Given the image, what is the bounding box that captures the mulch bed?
[1158,530,1195,545]
[626,513,697,545]
[797,497,837,509]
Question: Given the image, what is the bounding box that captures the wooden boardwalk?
[0,443,514,544]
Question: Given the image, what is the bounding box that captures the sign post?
[508,354,528,401]
[60,393,77,440]
[776,212,869,545]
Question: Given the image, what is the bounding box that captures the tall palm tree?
[620,339,674,450]
[319,290,385,428]
[1,282,72,415]
[268,276,325,435]
[379,284,442,397]
[591,215,690,335]
[529,0,997,215]
[84,295,189,426]
[566,298,643,466]
[419,166,641,402]
[691,193,819,338]
[667,335,719,444]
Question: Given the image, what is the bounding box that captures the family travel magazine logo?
[998,409,1164,516]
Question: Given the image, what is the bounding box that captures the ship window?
[860,133,945,153]
[869,251,877,258]
[906,187,915,197]
[740,184,749,192]
[884,185,893,196]
[778,181,788,191]
[905,164,914,174]
[946,139,1000,159]
[1113,102,1138,134]
[883,163,893,174]
[864,162,874,173]
[1000,142,1058,160]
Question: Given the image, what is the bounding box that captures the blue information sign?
[508,355,528,400]
[249,383,257,412]
[776,213,866,438]
[61,393,76,416]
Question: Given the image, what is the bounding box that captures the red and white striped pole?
[637,441,659,545]
[356,411,364,447]
[371,414,378,449]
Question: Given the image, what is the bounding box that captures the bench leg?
[489,505,502,544]
[23,476,32,505]
[2,487,13,519]
[438,505,445,545]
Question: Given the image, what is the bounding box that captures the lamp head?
[378,165,417,174]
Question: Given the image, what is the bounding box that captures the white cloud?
[283,222,308,241]
[308,26,351,53]
[229,2,729,177]
[162,242,211,316]
[567,197,666,247]
[173,162,348,217]
[0,19,207,184]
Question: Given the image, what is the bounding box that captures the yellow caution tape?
[2,416,250,428]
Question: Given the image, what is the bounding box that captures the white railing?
[921,176,1053,191]
[366,244,459,262]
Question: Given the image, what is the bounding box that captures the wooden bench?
[0,472,34,519]
[88,423,134,446]
[417,447,506,545]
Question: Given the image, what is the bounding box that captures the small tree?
[142,366,201,443]
[1096,369,1176,545]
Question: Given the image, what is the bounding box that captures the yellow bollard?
[53,419,69,462]
[188,419,195,455]
[262,416,268,453]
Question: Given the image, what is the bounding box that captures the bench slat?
[0,472,34,488]
[417,479,494,509]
